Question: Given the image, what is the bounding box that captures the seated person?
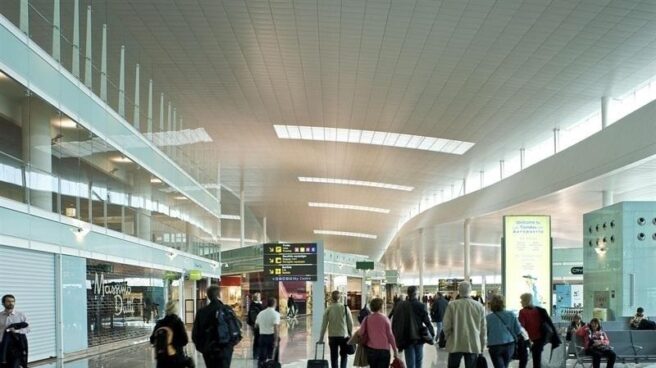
[566,314,585,341]
[630,307,656,330]
[576,318,616,368]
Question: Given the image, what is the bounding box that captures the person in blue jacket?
[486,294,522,368]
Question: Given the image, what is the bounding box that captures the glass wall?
[0,70,220,257]
[86,259,178,347]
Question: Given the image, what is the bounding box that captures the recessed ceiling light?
[314,230,377,239]
[111,155,132,163]
[309,202,390,214]
[220,214,241,220]
[298,177,414,191]
[150,178,162,184]
[274,125,474,155]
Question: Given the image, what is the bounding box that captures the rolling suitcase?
[307,342,329,368]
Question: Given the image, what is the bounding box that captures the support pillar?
[159,94,165,131]
[84,6,92,89]
[100,25,108,102]
[133,64,140,129]
[147,80,153,133]
[263,216,267,243]
[118,46,125,116]
[54,254,63,360]
[602,191,614,207]
[479,171,484,189]
[419,228,425,298]
[312,241,325,343]
[135,174,151,241]
[52,0,61,62]
[601,96,609,129]
[361,273,367,310]
[71,0,80,78]
[178,276,185,321]
[192,279,197,321]
[240,189,245,248]
[464,218,471,282]
[499,160,505,180]
[553,128,560,154]
[22,97,53,211]
[19,0,28,35]
[520,148,526,170]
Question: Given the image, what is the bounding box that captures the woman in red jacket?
[576,318,616,368]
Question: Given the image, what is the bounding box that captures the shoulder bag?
[344,305,355,355]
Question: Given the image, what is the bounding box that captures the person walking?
[442,282,487,368]
[486,295,521,368]
[255,297,281,367]
[430,292,449,344]
[287,295,297,319]
[390,286,435,368]
[319,290,354,368]
[0,295,29,368]
[150,300,192,368]
[518,293,561,368]
[247,293,265,359]
[576,318,616,368]
[192,285,241,368]
[359,298,399,368]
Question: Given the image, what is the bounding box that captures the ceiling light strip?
[274,125,474,155]
[298,177,414,192]
[220,214,241,220]
[309,202,390,214]
[314,230,377,239]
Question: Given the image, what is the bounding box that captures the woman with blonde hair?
[150,300,193,367]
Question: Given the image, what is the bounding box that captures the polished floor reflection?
[34,315,656,367]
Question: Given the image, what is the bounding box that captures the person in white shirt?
[255,297,281,365]
[0,294,30,367]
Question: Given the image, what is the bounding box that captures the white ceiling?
[5,0,656,257]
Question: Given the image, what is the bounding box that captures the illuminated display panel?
[503,215,552,313]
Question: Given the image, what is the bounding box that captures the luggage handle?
[315,341,325,359]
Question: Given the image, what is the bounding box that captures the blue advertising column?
[312,241,325,345]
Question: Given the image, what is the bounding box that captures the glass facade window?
[86,259,179,347]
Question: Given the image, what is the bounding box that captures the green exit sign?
[356,261,374,270]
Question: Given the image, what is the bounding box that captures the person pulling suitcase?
[307,342,329,368]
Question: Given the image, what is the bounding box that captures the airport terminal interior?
[2,0,656,367]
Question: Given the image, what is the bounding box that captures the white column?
[147,80,153,133]
[71,0,80,78]
[118,46,125,116]
[52,0,61,62]
[479,171,484,189]
[133,64,140,129]
[136,174,151,241]
[462,178,467,195]
[100,24,108,102]
[361,273,367,310]
[179,277,185,321]
[192,279,197,320]
[19,0,28,34]
[499,160,505,180]
[464,218,471,281]
[601,96,609,129]
[419,228,425,298]
[553,128,560,154]
[520,148,526,170]
[312,241,326,343]
[240,189,245,248]
[159,93,165,131]
[263,216,267,243]
[22,98,53,211]
[167,102,172,132]
[602,191,614,207]
[84,6,92,89]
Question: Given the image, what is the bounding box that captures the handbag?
[344,305,355,355]
[493,312,525,360]
[390,357,406,368]
[353,342,369,367]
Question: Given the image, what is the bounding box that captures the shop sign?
[92,272,134,316]
[570,267,583,275]
[188,269,203,281]
[356,261,375,270]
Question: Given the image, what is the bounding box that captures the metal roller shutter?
[0,246,56,361]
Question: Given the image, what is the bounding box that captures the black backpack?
[358,307,371,324]
[248,303,262,327]
[216,305,243,346]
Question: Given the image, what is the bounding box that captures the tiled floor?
[34,316,656,367]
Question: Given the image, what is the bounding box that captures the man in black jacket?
[431,292,449,344]
[390,286,435,368]
[247,292,264,359]
[192,286,234,368]
[0,295,29,368]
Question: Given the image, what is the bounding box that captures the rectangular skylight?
[314,230,377,239]
[298,177,414,191]
[309,202,390,214]
[274,125,474,154]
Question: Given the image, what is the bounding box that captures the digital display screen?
[503,215,551,313]
[263,243,318,281]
